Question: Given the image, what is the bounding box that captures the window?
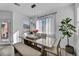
[36,14,56,37]
[36,14,56,47]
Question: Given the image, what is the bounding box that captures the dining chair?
[45,38,61,56]
[36,33,41,39]
[36,33,47,55]
[36,33,47,47]
[41,33,47,39]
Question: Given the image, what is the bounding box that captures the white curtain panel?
[36,14,56,47]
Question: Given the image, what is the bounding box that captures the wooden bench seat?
[13,42,41,56]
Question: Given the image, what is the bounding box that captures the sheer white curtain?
[36,19,42,33]
[36,14,56,47]
[36,14,56,36]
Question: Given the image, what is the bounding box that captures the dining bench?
[13,42,41,56]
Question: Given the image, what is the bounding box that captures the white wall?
[0,10,12,19]
[75,3,79,56]
[13,12,28,44]
[55,5,75,48]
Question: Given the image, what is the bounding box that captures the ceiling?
[0,3,73,17]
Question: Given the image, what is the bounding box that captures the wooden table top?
[19,36,55,49]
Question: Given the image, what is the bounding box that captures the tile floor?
[0,45,14,56]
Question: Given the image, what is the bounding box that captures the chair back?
[52,38,61,56]
[41,33,47,39]
[53,38,61,47]
[36,33,41,38]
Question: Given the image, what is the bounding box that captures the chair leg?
[57,47,61,56]
[41,46,47,56]
[57,48,59,56]
[59,48,61,56]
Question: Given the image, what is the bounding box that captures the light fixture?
[14,3,20,6]
[31,4,36,8]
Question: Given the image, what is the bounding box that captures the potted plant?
[59,17,76,54]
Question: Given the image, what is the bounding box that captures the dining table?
[19,35,55,56]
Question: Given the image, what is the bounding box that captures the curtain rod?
[38,12,57,18]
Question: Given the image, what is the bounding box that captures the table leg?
[41,46,47,56]
[34,43,37,47]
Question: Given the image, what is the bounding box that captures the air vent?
[14,3,20,6]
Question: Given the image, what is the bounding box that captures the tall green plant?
[59,17,76,45]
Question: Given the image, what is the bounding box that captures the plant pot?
[65,45,74,54]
